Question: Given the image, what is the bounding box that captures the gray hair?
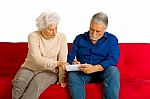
[36,11,60,30]
[90,12,108,29]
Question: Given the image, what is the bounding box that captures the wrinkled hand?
[72,58,80,64]
[79,64,104,74]
[79,64,95,74]
[57,82,67,88]
[57,61,66,70]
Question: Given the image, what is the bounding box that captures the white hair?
[36,11,60,30]
[91,12,108,29]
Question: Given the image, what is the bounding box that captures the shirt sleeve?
[67,35,81,64]
[28,33,58,71]
[100,35,120,68]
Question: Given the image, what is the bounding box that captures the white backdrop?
[0,0,150,43]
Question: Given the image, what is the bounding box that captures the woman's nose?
[52,29,56,34]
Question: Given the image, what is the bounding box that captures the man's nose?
[92,31,97,35]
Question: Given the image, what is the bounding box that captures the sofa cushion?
[39,84,103,99]
[0,63,20,77]
[0,77,12,99]
[120,79,150,99]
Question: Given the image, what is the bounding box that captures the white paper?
[66,65,80,71]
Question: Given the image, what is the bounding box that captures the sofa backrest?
[0,42,150,80]
[0,42,28,77]
[118,43,150,81]
[0,42,28,64]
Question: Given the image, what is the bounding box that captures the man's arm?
[67,35,81,64]
[100,36,120,68]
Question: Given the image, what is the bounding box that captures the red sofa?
[0,42,150,99]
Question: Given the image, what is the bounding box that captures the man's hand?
[72,58,80,64]
[79,64,104,74]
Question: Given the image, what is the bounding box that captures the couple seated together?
[12,10,120,99]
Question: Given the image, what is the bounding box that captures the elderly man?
[67,12,120,99]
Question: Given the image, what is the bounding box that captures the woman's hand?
[57,82,67,88]
[57,61,66,70]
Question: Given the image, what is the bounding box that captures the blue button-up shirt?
[67,31,120,68]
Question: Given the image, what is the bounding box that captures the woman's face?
[41,24,57,39]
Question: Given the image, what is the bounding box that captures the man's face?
[89,21,106,41]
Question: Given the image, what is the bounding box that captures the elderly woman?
[12,11,68,99]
